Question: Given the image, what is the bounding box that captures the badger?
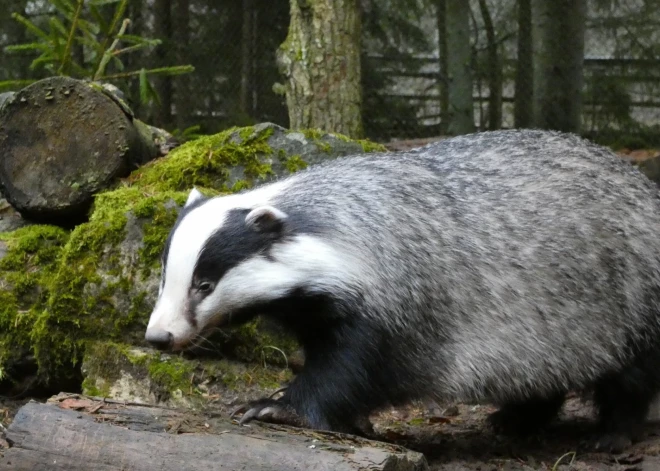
[145,129,660,453]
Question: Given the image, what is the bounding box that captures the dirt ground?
[368,394,660,471]
[3,393,660,470]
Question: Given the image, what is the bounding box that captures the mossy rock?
[0,225,70,386]
[126,122,386,193]
[81,341,293,408]
[0,122,386,392]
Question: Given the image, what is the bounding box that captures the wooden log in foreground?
[0,394,428,471]
[0,76,162,223]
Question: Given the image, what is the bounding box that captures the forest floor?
[368,394,660,470]
[3,392,660,470]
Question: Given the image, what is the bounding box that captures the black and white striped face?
[144,186,357,351]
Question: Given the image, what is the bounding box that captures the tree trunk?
[531,0,587,132]
[436,0,449,133]
[174,0,191,130]
[446,0,475,135]
[277,0,363,138]
[240,0,254,117]
[477,0,501,130]
[153,0,173,128]
[514,0,533,128]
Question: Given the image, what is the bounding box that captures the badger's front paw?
[230,398,309,428]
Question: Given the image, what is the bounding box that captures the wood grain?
[0,395,427,471]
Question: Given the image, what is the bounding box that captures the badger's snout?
[145,328,173,351]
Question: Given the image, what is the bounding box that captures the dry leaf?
[58,398,96,411]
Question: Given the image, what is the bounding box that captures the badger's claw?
[229,403,249,420]
[230,398,309,428]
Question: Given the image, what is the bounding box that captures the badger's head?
[144,186,359,352]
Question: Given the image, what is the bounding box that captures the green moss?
[81,341,197,400]
[295,128,386,155]
[300,128,325,141]
[125,124,276,193]
[82,341,292,403]
[27,127,296,380]
[278,150,308,173]
[321,129,387,153]
[299,129,332,153]
[357,138,387,153]
[204,359,292,391]
[0,225,70,378]
[81,377,109,397]
[147,356,195,394]
[407,417,426,426]
[32,188,195,376]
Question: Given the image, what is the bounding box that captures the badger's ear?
[245,205,288,233]
[185,188,205,207]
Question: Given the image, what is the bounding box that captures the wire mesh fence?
[2,0,660,147]
[180,0,660,147]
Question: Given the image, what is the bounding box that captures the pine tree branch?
[95,0,128,70]
[100,65,195,80]
[94,18,131,80]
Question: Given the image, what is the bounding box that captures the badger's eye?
[197,281,213,294]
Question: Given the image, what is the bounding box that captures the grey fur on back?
[269,129,660,405]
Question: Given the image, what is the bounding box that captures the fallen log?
[0,394,428,471]
[0,76,168,224]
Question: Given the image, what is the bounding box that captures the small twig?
[100,65,195,80]
[69,393,181,411]
[88,403,104,414]
[94,18,131,80]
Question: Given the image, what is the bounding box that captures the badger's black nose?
[145,328,173,351]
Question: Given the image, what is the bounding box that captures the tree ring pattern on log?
[0,76,150,223]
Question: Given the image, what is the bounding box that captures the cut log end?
[0,77,157,223]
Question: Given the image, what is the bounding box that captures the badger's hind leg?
[592,359,660,453]
[487,393,565,436]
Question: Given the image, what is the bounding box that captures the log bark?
[276,0,363,138]
[0,76,160,224]
[0,394,428,471]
